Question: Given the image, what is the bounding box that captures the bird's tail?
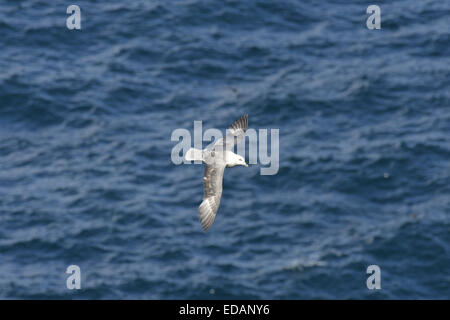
[185,148,204,162]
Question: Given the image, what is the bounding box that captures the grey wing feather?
[198,164,226,231]
[213,114,248,151]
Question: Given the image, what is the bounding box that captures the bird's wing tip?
[198,198,217,231]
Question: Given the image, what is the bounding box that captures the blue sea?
[0,0,449,299]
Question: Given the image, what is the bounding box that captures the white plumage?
[185,115,249,231]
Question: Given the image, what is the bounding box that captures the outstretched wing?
[213,114,248,151]
[198,163,226,231]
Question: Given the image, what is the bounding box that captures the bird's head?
[234,155,248,168]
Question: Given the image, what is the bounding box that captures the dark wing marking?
[213,114,248,151]
[198,164,226,231]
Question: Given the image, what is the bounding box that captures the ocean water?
[0,0,449,299]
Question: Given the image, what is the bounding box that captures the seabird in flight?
[185,115,249,231]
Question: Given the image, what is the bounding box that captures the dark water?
[0,0,449,299]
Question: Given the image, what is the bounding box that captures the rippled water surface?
[0,0,449,299]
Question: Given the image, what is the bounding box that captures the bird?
[185,114,249,231]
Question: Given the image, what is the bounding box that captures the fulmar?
[185,115,249,231]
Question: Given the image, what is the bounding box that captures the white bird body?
[185,148,246,168]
